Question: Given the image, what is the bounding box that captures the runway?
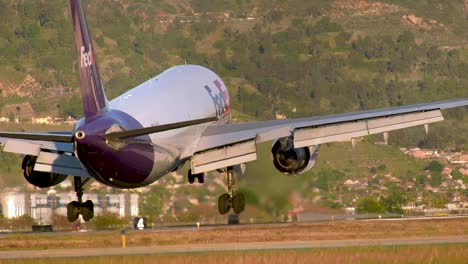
[1,235,467,259]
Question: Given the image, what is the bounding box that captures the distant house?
[344,179,360,189]
[460,168,468,176]
[407,148,438,159]
[274,112,287,120]
[450,154,468,164]
[384,173,401,183]
[64,116,78,124]
[442,167,453,176]
[188,198,200,206]
[32,116,53,124]
[32,116,68,125]
[406,182,415,190]
[344,179,367,189]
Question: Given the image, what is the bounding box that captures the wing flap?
[191,139,257,174]
[293,110,443,148]
[34,152,90,178]
[366,110,443,134]
[3,140,42,155]
[294,121,369,147]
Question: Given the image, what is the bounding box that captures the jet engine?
[22,155,67,188]
[271,137,318,175]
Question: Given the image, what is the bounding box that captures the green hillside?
[0,0,466,144]
[0,0,467,219]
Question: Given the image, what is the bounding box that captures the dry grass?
[1,244,468,264]
[0,218,467,250]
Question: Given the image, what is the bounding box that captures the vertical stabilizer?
[70,0,108,119]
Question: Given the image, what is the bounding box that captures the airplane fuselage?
[74,65,231,188]
[0,0,465,223]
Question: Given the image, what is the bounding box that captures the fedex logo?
[204,80,230,118]
[80,46,94,68]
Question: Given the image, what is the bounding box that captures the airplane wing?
[0,131,90,177]
[189,98,468,174]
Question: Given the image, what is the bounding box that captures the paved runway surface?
[1,235,467,259]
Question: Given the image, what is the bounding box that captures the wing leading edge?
[190,98,468,174]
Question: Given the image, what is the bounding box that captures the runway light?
[196,222,200,230]
[121,229,126,248]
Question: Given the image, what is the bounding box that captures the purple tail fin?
[70,0,108,119]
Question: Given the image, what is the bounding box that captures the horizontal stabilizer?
[0,132,73,143]
[104,116,218,140]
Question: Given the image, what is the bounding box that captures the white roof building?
[0,190,139,224]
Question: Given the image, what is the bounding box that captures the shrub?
[356,197,385,214]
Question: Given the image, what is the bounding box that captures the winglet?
[70,0,108,119]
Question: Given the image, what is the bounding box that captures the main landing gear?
[187,166,245,215]
[67,177,94,222]
[218,166,245,215]
[188,169,204,184]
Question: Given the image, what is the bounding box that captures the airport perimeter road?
[1,235,467,259]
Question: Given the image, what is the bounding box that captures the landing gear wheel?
[197,173,205,184]
[81,200,94,222]
[188,170,195,184]
[232,193,245,214]
[67,177,94,222]
[67,201,79,222]
[218,193,231,215]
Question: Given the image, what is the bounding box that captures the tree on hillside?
[140,185,170,221]
[356,197,385,214]
[316,169,345,192]
[430,172,443,187]
[425,161,443,172]
[380,192,406,214]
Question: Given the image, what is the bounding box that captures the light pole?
[37,197,42,225]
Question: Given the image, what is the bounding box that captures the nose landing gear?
[67,177,95,222]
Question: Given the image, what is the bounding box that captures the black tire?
[218,193,231,215]
[67,201,79,222]
[232,193,245,214]
[188,170,195,184]
[197,173,205,184]
[81,200,94,222]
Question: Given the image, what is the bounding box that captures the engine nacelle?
[22,155,67,188]
[272,137,318,175]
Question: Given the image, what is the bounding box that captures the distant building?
[64,116,78,125]
[406,148,439,159]
[450,154,468,164]
[32,116,54,124]
[0,190,139,224]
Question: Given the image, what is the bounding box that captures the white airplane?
[0,0,467,222]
